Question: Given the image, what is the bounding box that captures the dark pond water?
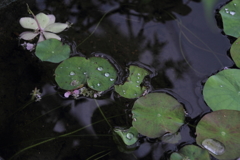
[0,0,235,159]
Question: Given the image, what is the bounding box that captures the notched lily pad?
[114,65,150,99]
[55,56,117,91]
[35,38,70,63]
[132,93,185,138]
[203,69,240,111]
[230,37,240,68]
[219,0,240,38]
[196,110,240,159]
[170,145,211,160]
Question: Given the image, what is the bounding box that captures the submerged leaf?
[132,93,185,138]
[219,0,240,38]
[196,110,240,159]
[35,38,70,63]
[115,65,149,99]
[203,69,240,111]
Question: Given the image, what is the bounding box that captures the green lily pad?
[161,132,181,144]
[230,37,240,68]
[132,93,185,138]
[170,145,211,160]
[35,38,70,63]
[55,56,117,91]
[203,69,240,111]
[196,110,240,159]
[114,65,149,99]
[113,127,138,146]
[219,0,240,38]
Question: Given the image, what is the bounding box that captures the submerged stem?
[94,99,113,129]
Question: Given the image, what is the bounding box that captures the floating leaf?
[114,65,149,99]
[170,145,211,160]
[219,0,240,38]
[55,56,117,91]
[113,127,138,146]
[203,69,240,111]
[230,37,240,68]
[196,110,240,159]
[132,93,185,138]
[161,132,181,144]
[35,38,70,63]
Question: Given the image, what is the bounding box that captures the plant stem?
[94,99,113,129]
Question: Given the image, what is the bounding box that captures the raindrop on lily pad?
[219,0,240,38]
[196,110,240,159]
[170,145,211,160]
[55,56,117,91]
[132,93,185,138]
[114,65,150,99]
[35,38,70,63]
[113,127,138,146]
[203,69,240,111]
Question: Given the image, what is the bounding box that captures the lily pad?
[132,93,185,138]
[114,65,149,99]
[170,145,211,160]
[113,127,138,146]
[35,38,70,63]
[203,69,240,111]
[161,132,181,144]
[219,0,240,38]
[230,37,240,68]
[55,56,117,91]
[196,110,240,159]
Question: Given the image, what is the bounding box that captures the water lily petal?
[19,17,38,30]
[43,32,61,40]
[19,31,39,40]
[36,13,50,29]
[44,23,68,33]
[47,14,56,25]
[38,34,45,42]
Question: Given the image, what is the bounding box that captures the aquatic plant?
[55,56,117,91]
[132,93,185,138]
[19,11,70,43]
[203,69,240,111]
[169,145,211,160]
[114,65,150,99]
[196,110,240,159]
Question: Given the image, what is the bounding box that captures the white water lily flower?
[19,13,69,42]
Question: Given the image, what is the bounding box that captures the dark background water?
[0,0,234,159]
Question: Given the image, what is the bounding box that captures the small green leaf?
[219,0,240,38]
[115,65,149,99]
[161,132,181,144]
[196,110,240,159]
[113,127,138,146]
[132,93,185,138]
[203,69,240,111]
[230,37,240,68]
[55,56,117,91]
[170,145,211,160]
[35,38,70,63]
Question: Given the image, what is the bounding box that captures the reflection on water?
[0,0,234,159]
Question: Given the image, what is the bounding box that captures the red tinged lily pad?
[132,93,185,138]
[196,110,240,159]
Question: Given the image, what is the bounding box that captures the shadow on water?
[0,0,234,159]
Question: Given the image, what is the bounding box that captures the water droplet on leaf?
[70,80,79,86]
[104,73,110,77]
[126,133,133,140]
[97,83,100,86]
[97,67,103,71]
[230,11,236,15]
[70,71,75,76]
[110,78,114,81]
[202,139,225,155]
